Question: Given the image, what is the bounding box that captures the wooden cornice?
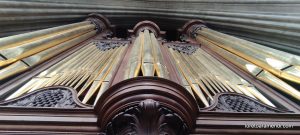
[193,111,300,135]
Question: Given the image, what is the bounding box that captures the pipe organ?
[0,14,299,134]
[185,21,300,101]
[166,43,275,107]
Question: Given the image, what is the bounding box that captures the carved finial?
[179,20,206,39]
[128,20,166,38]
[85,13,113,33]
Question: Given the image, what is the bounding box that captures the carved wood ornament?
[203,93,288,113]
[0,86,90,108]
[95,77,199,135]
[94,40,130,51]
[165,42,199,55]
[104,99,188,135]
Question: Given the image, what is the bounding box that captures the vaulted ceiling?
[1,0,300,54]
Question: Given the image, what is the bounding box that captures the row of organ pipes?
[0,15,299,110]
[193,23,300,101]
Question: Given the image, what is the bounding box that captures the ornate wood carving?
[165,42,199,55]
[93,40,130,51]
[95,77,198,134]
[102,99,188,135]
[178,20,206,40]
[128,20,166,38]
[85,13,114,34]
[0,86,90,108]
[203,93,288,113]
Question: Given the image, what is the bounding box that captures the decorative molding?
[203,93,288,113]
[195,111,300,135]
[93,40,130,51]
[128,20,166,38]
[166,42,199,55]
[0,86,90,108]
[189,24,206,38]
[178,20,206,40]
[102,99,188,135]
[95,77,198,133]
[85,13,114,34]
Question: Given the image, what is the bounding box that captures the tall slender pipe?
[180,20,300,102]
[0,13,111,81]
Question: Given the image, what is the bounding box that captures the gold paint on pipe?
[54,48,101,86]
[141,30,155,76]
[236,85,257,99]
[186,55,223,93]
[199,36,295,103]
[201,27,300,66]
[0,24,95,67]
[22,30,96,66]
[169,48,210,106]
[150,33,169,78]
[32,47,99,91]
[10,44,94,97]
[196,28,300,84]
[74,50,110,91]
[195,49,247,86]
[183,55,217,95]
[93,82,109,106]
[0,61,28,80]
[77,49,114,94]
[206,76,227,92]
[66,47,99,87]
[190,42,274,106]
[6,78,38,100]
[194,49,245,95]
[163,46,195,97]
[246,86,276,107]
[126,33,143,79]
[37,45,93,80]
[93,46,127,105]
[82,47,125,103]
[175,51,215,97]
[0,21,91,50]
[257,71,300,100]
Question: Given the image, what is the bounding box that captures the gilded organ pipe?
[1,14,130,105]
[124,29,169,79]
[7,42,128,104]
[1,18,293,109]
[0,17,103,81]
[188,23,300,101]
[166,42,275,107]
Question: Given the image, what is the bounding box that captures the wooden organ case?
[0,14,299,135]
